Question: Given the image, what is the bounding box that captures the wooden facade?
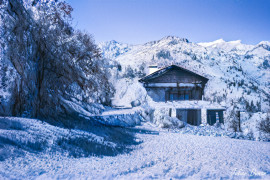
[139,65,208,102]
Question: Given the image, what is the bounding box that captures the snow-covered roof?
[139,65,209,83]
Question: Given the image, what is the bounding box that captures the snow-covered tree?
[0,0,114,124]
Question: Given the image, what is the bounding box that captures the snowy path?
[1,123,270,179]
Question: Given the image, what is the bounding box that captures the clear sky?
[67,0,270,45]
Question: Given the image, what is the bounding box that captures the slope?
[1,122,269,179]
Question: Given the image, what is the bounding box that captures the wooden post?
[169,108,172,117]
[236,111,241,132]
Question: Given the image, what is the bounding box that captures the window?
[207,110,224,125]
[169,93,177,100]
[168,91,190,101]
[180,94,184,100]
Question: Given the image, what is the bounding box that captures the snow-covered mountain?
[99,36,270,112]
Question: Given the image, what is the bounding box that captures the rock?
[171,117,185,128]
[131,100,141,107]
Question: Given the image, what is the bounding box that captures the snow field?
[1,121,269,180]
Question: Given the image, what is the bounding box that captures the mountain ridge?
[99,36,270,112]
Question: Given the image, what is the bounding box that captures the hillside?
[99,36,270,113]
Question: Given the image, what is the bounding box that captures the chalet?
[139,65,225,126]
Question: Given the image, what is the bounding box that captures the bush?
[25,140,48,152]
[0,136,47,161]
[0,118,24,130]
[259,115,270,134]
[156,50,171,59]
[56,136,125,157]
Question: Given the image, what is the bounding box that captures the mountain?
[99,36,270,112]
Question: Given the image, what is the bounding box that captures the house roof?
[139,65,209,82]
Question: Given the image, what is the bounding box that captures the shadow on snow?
[0,117,158,160]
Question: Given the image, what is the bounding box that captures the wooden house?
[139,65,209,102]
[139,65,225,126]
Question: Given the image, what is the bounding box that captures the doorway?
[207,110,224,125]
[176,109,201,126]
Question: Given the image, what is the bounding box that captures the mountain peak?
[198,39,225,47]
[198,39,243,48]
[214,39,226,43]
[107,40,123,45]
[161,36,189,43]
[99,40,129,48]
[257,41,270,51]
[258,41,270,46]
[110,40,118,44]
[228,40,242,44]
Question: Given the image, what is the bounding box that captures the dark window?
[170,93,174,100]
[170,93,179,101]
[207,110,224,125]
[173,93,178,100]
[169,91,190,101]
[180,94,184,100]
[176,109,201,126]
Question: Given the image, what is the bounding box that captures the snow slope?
[1,121,269,179]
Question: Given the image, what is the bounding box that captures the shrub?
[259,115,270,134]
[0,118,24,130]
[56,136,123,157]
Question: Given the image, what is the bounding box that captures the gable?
[139,65,208,84]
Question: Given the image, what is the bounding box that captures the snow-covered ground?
[1,118,269,179]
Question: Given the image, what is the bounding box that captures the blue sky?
[67,0,270,44]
